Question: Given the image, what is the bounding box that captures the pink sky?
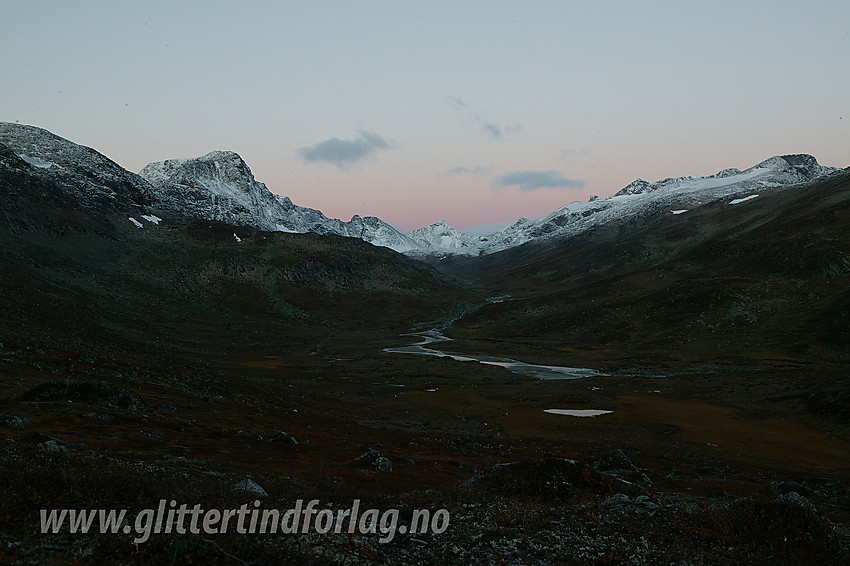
[3,2,847,233]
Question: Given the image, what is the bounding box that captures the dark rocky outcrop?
[19,380,147,412]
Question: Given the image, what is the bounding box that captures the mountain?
[477,154,840,254]
[0,123,420,252]
[0,126,475,362]
[611,154,834,198]
[0,123,154,212]
[139,150,420,252]
[139,150,294,232]
[408,220,483,255]
[438,167,850,371]
[1,123,841,260]
[338,214,420,253]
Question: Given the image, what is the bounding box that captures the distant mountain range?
[475,154,840,254]
[0,122,842,256]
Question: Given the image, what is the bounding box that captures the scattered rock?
[771,476,844,501]
[445,436,482,453]
[595,449,637,471]
[20,432,54,444]
[463,458,639,502]
[236,429,262,440]
[37,439,69,455]
[775,491,822,519]
[231,479,268,497]
[19,380,147,412]
[81,411,114,421]
[601,493,662,515]
[354,449,392,472]
[271,431,298,445]
[0,412,29,430]
[592,449,652,486]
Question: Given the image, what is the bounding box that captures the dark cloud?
[492,170,585,192]
[449,96,521,140]
[440,165,494,178]
[481,122,504,140]
[297,131,391,169]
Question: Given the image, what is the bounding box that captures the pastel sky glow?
[2,1,848,231]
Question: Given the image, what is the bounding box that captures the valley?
[0,123,848,564]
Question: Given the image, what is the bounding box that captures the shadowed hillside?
[439,169,850,372]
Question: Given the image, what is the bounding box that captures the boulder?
[354,449,392,472]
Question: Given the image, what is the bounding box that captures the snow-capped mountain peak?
[139,149,419,252]
[1,123,840,259]
[615,178,654,196]
[612,154,834,200]
[139,150,291,231]
[477,154,839,254]
[408,220,482,255]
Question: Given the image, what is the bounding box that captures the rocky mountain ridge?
[408,220,482,255]
[0,123,422,252]
[0,123,841,256]
[0,123,154,212]
[476,154,841,253]
[139,150,423,252]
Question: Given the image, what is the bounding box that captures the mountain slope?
[478,154,839,253]
[0,153,475,370]
[1,123,841,261]
[0,123,154,212]
[440,168,850,371]
[140,150,420,252]
[408,220,483,255]
[0,123,422,252]
[139,150,294,232]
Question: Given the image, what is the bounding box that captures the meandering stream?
[383,327,601,380]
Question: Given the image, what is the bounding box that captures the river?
[383,328,602,380]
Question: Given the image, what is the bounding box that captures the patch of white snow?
[543,409,613,417]
[17,154,63,170]
[729,194,760,205]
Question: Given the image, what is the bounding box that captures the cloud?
[449,96,521,140]
[440,165,494,178]
[492,170,585,192]
[297,131,391,169]
[481,122,505,140]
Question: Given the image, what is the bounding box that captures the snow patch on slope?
[729,194,760,205]
[18,154,63,170]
